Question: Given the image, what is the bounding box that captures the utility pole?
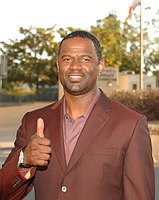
[0,54,8,89]
[140,0,144,90]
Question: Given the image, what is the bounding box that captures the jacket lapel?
[65,92,111,174]
[46,99,67,172]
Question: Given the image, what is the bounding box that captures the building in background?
[97,67,157,95]
[118,70,156,91]
[97,67,118,95]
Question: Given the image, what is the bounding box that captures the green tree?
[90,13,143,73]
[90,13,123,68]
[57,27,81,39]
[1,26,59,98]
[90,12,156,75]
[120,16,142,74]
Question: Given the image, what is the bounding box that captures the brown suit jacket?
[1,91,155,200]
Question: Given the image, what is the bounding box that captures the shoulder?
[28,101,57,114]
[99,90,144,121]
[109,98,147,129]
[110,98,142,118]
[23,99,62,120]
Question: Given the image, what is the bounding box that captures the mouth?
[68,73,85,82]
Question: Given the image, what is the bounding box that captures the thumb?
[36,118,44,138]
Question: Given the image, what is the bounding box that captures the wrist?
[18,150,24,164]
[19,163,32,168]
[18,150,32,168]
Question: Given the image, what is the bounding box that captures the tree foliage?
[90,14,123,68]
[1,9,159,98]
[1,26,59,96]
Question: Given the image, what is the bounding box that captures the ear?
[98,58,105,74]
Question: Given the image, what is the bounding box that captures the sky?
[0,0,158,42]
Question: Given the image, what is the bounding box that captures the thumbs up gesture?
[23,118,52,167]
[36,118,45,138]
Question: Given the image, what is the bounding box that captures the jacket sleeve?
[1,113,35,200]
[123,116,155,200]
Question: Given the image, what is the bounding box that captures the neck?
[64,88,99,120]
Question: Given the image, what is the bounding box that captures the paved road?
[0,103,159,199]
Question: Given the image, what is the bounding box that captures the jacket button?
[61,186,67,192]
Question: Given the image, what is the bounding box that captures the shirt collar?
[63,89,100,120]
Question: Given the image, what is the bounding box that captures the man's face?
[57,37,101,96]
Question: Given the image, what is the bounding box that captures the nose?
[69,59,82,70]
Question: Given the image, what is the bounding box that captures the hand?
[23,118,52,167]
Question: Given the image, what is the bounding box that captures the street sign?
[0,55,8,77]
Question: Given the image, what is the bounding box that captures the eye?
[81,57,91,62]
[62,57,72,62]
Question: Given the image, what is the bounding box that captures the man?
[1,30,155,200]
